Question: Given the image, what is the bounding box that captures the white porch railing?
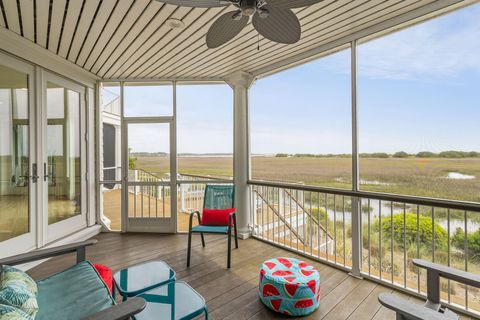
[248,180,480,317]
[124,172,232,219]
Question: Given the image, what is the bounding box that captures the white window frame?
[41,71,88,243]
[0,52,37,258]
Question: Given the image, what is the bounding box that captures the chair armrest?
[413,259,480,288]
[82,297,146,320]
[378,293,453,320]
[0,239,97,269]
[189,211,202,231]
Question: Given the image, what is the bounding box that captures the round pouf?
[259,257,320,316]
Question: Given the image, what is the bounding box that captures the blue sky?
[177,84,233,154]
[111,83,233,154]
[251,3,480,154]
[111,3,480,155]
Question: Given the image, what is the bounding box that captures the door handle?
[44,162,49,181]
[31,163,39,183]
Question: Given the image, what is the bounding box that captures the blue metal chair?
[187,185,238,269]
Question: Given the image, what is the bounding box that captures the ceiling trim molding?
[252,0,474,79]
[0,27,100,87]
[103,77,228,83]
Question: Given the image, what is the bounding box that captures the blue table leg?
[204,306,209,320]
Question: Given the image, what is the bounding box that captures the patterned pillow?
[0,303,33,320]
[0,267,37,295]
[0,284,38,318]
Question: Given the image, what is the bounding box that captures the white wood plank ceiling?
[0,0,472,80]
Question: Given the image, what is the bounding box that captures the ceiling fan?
[156,0,322,48]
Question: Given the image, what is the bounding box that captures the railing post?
[350,40,363,279]
[350,196,362,278]
[180,184,185,212]
[226,71,255,239]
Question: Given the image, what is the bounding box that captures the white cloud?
[356,7,480,81]
[321,5,480,81]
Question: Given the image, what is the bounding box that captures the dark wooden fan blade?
[155,0,228,8]
[206,11,249,48]
[266,0,323,9]
[252,6,300,44]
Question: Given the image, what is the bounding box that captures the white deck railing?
[248,180,480,317]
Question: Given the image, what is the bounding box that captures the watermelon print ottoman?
[259,257,320,316]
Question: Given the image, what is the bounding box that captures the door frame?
[41,71,87,243]
[122,117,177,233]
[0,52,37,258]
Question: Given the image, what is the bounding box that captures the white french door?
[0,56,89,257]
[41,72,87,243]
[0,53,37,258]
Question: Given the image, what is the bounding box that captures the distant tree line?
[275,151,480,159]
[131,152,168,157]
[275,153,352,158]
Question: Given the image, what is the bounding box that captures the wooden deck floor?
[28,233,471,320]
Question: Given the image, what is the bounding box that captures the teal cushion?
[191,225,229,234]
[0,304,32,319]
[36,261,115,320]
[1,266,37,295]
[0,284,38,318]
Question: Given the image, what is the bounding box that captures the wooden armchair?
[0,240,146,320]
[378,259,480,320]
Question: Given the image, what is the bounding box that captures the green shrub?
[361,203,373,213]
[416,151,436,158]
[275,153,289,157]
[363,231,386,258]
[376,213,448,250]
[311,207,329,223]
[408,150,480,158]
[128,156,137,170]
[438,151,480,158]
[452,228,480,262]
[360,153,390,158]
[393,151,409,158]
[309,207,337,233]
[439,151,465,158]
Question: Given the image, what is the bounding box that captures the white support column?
[226,71,255,240]
[350,40,363,279]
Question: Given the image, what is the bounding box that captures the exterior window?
[358,4,480,203]
[358,4,480,310]
[124,82,173,117]
[177,83,233,180]
[250,48,352,189]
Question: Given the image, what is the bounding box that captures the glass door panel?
[128,123,171,183]
[0,58,36,257]
[44,73,86,242]
[46,83,81,225]
[125,122,176,233]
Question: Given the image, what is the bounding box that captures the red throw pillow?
[94,264,113,293]
[201,208,236,226]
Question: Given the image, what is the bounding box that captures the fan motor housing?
[240,0,257,16]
